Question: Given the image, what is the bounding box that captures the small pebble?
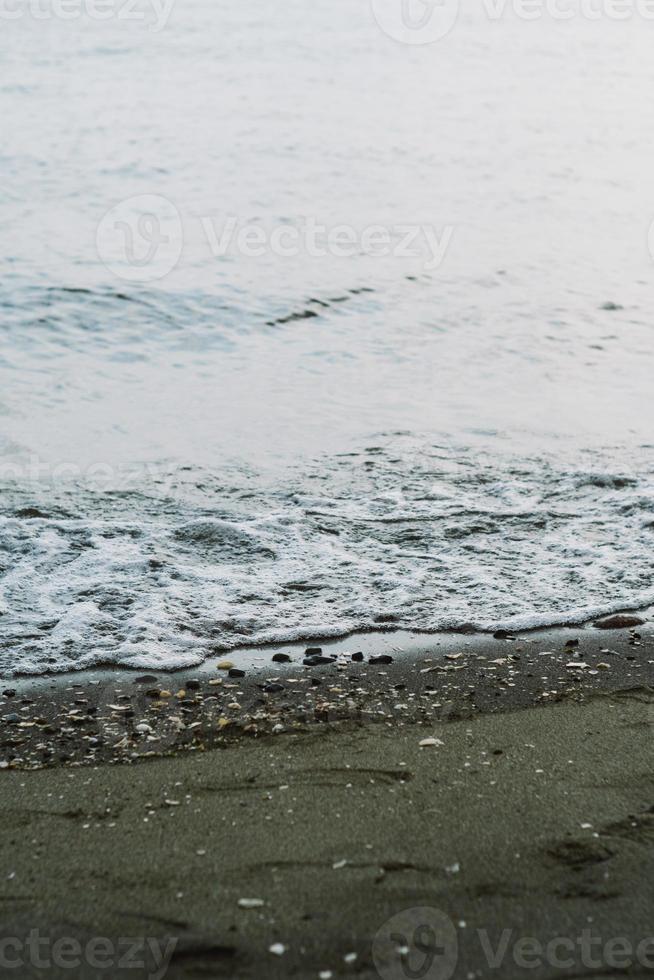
[238,898,264,909]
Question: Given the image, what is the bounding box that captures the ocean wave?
[0,441,652,675]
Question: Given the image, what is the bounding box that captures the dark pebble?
[305,647,323,655]
[593,614,646,630]
[272,653,291,663]
[229,668,246,678]
[493,630,514,640]
[263,684,285,694]
[2,689,16,698]
[370,655,394,665]
[303,656,333,667]
[186,679,201,690]
[311,678,321,687]
[565,639,579,648]
[351,652,364,662]
[134,675,158,684]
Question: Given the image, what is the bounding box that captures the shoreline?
[5,601,654,683]
[1,614,652,770]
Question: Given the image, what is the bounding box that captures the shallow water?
[1,1,653,673]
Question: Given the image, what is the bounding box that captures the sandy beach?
[3,2,654,977]
[1,616,653,978]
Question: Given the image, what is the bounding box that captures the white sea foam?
[0,444,652,674]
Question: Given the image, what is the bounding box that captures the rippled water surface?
[1,1,653,672]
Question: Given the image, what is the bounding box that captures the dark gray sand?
[2,617,653,768]
[1,617,653,978]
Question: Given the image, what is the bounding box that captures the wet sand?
[1,617,653,978]
[2,617,653,768]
